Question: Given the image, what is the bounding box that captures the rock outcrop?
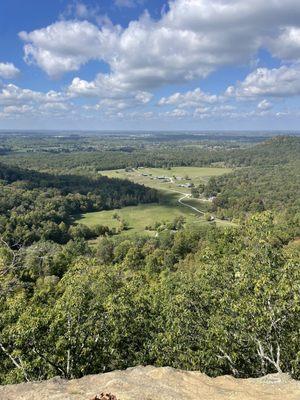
[0,366,299,400]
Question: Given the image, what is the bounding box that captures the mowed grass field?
[99,166,232,194]
[78,192,210,236]
[77,166,233,236]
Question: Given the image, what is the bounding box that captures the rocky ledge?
[0,366,299,400]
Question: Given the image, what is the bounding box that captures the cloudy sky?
[1,0,300,130]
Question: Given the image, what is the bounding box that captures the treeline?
[0,213,299,384]
[0,146,227,174]
[228,136,300,167]
[2,136,299,177]
[0,163,157,247]
[192,137,300,220]
[204,162,300,218]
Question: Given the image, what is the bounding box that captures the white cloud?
[39,102,71,111]
[0,82,73,121]
[159,88,219,108]
[19,0,300,89]
[0,83,68,105]
[7,0,300,126]
[2,105,33,115]
[68,74,129,98]
[227,65,300,98]
[257,99,272,110]
[61,1,112,26]
[161,108,190,118]
[19,20,118,78]
[68,74,153,111]
[135,91,153,104]
[0,63,20,79]
[268,27,300,61]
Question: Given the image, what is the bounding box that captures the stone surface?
[0,366,299,400]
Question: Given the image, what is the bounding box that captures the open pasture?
[78,167,232,236]
[78,192,209,236]
[99,166,232,194]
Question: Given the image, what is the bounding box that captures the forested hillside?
[205,163,300,218]
[203,137,300,220]
[0,134,299,385]
[0,162,157,246]
[1,213,299,384]
[226,136,300,167]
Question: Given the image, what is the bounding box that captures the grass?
[78,166,233,237]
[99,166,232,194]
[79,193,207,236]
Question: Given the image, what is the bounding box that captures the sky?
[1,0,300,131]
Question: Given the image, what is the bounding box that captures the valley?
[78,166,232,236]
[0,132,299,388]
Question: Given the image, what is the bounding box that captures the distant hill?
[228,136,300,167]
[204,136,300,218]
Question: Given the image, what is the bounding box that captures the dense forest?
[0,133,299,384]
[203,137,300,219]
[1,134,298,174]
[206,163,300,218]
[0,162,157,246]
[1,213,299,383]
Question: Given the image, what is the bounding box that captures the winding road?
[163,187,206,215]
[178,193,206,215]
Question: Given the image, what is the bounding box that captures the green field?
[78,192,212,235]
[77,167,232,236]
[99,166,232,194]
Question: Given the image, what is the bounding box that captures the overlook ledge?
[0,365,299,400]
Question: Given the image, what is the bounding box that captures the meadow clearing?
[98,166,232,193]
[77,166,232,235]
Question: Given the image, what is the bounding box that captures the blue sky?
[1,0,300,130]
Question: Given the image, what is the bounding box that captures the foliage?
[0,134,299,384]
[0,163,157,247]
[0,214,299,383]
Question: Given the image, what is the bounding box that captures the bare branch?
[0,343,30,382]
[257,340,282,373]
[217,348,239,376]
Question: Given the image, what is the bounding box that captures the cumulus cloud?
[18,0,300,88]
[161,108,190,118]
[0,83,68,105]
[68,73,153,112]
[8,0,300,125]
[0,76,151,121]
[61,1,112,26]
[0,62,20,79]
[2,105,33,115]
[268,27,300,61]
[68,74,129,98]
[19,20,118,78]
[0,82,74,121]
[227,65,300,98]
[85,95,151,113]
[159,88,219,108]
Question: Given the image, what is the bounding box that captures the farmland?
[77,166,233,236]
[99,166,232,193]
